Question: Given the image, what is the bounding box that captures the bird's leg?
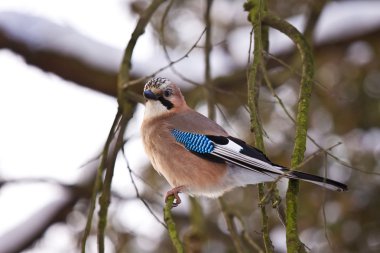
[165,186,185,208]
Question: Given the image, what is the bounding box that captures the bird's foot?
[165,186,185,208]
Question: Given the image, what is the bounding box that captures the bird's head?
[143,77,187,118]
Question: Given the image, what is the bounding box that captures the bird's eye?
[164,90,171,97]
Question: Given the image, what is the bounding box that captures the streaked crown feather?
[144,77,171,91]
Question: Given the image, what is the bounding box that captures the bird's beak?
[143,90,159,100]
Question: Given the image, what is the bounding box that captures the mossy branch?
[164,195,184,253]
[118,0,167,102]
[244,1,274,252]
[81,1,166,252]
[205,0,215,120]
[262,14,314,253]
[81,109,122,253]
[97,115,129,252]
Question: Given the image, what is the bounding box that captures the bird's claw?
[165,186,184,208]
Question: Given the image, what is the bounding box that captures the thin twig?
[119,0,167,92]
[160,0,176,49]
[264,52,351,102]
[159,5,242,99]
[121,148,167,229]
[127,28,207,87]
[246,27,254,81]
[0,177,70,187]
[218,198,245,253]
[182,2,213,251]
[259,142,342,205]
[97,115,128,253]
[262,62,380,176]
[159,1,205,87]
[79,153,102,169]
[130,169,163,198]
[81,109,122,253]
[205,0,215,120]
[322,152,334,251]
[158,3,249,112]
[215,104,240,138]
[184,197,206,252]
[233,211,264,253]
[160,0,178,62]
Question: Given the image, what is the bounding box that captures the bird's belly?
[153,149,229,196]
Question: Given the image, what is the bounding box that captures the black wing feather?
[175,132,348,191]
[190,151,225,163]
[227,136,277,166]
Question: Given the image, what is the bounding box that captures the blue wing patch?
[170,129,347,191]
[171,129,214,154]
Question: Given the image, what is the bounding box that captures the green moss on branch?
[164,195,184,253]
[262,14,314,253]
[89,1,167,252]
[245,1,274,252]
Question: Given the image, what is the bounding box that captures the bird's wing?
[171,129,284,177]
[171,129,348,192]
[166,109,229,136]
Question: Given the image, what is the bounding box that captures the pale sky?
[0,1,151,252]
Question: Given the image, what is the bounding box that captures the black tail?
[288,170,348,192]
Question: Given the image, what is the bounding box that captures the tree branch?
[81,109,123,252]
[218,198,245,253]
[83,1,167,252]
[205,0,215,120]
[244,1,274,252]
[0,166,97,253]
[97,113,128,253]
[262,13,314,253]
[122,148,167,228]
[164,195,184,253]
[118,0,167,96]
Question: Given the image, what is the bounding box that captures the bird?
[140,77,347,207]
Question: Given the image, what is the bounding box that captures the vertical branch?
[219,199,245,253]
[322,152,334,251]
[118,0,167,100]
[303,0,328,45]
[184,197,206,253]
[245,0,265,148]
[175,2,216,252]
[164,196,185,253]
[262,14,314,253]
[205,0,215,120]
[204,2,244,251]
[273,0,326,86]
[244,1,274,252]
[97,115,128,252]
[204,2,245,251]
[91,1,167,252]
[81,110,122,253]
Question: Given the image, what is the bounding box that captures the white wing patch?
[212,138,283,176]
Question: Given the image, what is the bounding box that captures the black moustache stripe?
[158,96,174,110]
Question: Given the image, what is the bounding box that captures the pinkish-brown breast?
[140,109,228,192]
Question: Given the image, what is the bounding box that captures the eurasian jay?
[140,77,347,207]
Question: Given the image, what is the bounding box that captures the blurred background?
[0,0,380,252]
